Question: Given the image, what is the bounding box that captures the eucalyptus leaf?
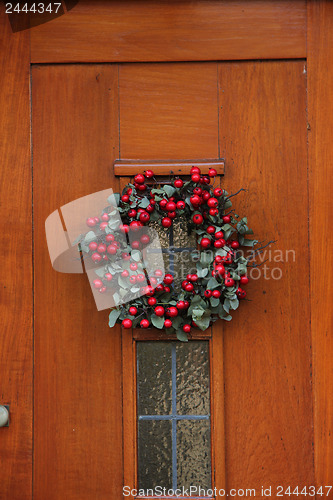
[151,314,164,329]
[210,297,220,308]
[138,197,150,208]
[131,250,142,262]
[109,308,121,327]
[163,185,176,197]
[206,277,220,289]
[176,330,189,342]
[84,231,96,243]
[197,267,209,278]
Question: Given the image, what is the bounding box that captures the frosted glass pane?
[137,342,172,415]
[177,419,211,490]
[176,341,210,415]
[138,420,172,490]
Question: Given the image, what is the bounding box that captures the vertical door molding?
[0,6,33,500]
[307,0,333,486]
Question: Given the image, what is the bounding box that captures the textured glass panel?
[137,342,172,415]
[177,419,211,490]
[176,341,210,415]
[138,420,172,490]
[173,217,197,248]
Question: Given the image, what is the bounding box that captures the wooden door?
[1,2,332,500]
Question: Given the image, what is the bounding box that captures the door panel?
[219,61,314,488]
[119,63,219,159]
[32,65,123,500]
[32,60,313,498]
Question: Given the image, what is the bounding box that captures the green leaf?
[138,197,150,208]
[131,250,142,262]
[151,314,164,329]
[94,267,107,278]
[206,277,220,289]
[194,313,211,331]
[200,251,213,265]
[109,308,121,327]
[163,185,176,198]
[84,231,96,243]
[118,276,130,289]
[210,297,220,308]
[192,306,205,319]
[222,314,232,321]
[197,267,208,278]
[230,297,239,310]
[176,330,189,342]
[171,316,182,329]
[223,299,230,313]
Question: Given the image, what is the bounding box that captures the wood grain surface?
[114,160,224,177]
[32,65,123,500]
[0,7,33,500]
[308,0,333,489]
[218,61,314,491]
[119,63,219,160]
[30,0,306,63]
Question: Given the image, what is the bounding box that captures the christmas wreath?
[79,167,257,341]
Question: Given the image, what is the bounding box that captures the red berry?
[190,166,201,175]
[106,234,115,242]
[166,201,176,212]
[213,188,223,197]
[159,199,168,210]
[191,274,198,283]
[202,176,211,184]
[164,286,171,293]
[204,290,212,298]
[129,306,138,316]
[130,262,138,271]
[134,174,145,184]
[164,319,173,328]
[215,264,225,276]
[104,273,113,281]
[139,212,150,223]
[167,307,178,318]
[127,188,133,195]
[192,214,203,225]
[97,244,106,253]
[89,241,98,251]
[215,231,224,239]
[131,241,140,249]
[223,215,231,223]
[168,211,176,219]
[176,301,186,310]
[128,209,137,218]
[150,277,157,286]
[91,252,102,263]
[207,197,218,208]
[146,204,154,213]
[202,191,211,201]
[214,240,223,248]
[215,255,223,263]
[154,269,163,277]
[93,279,103,289]
[209,208,218,216]
[181,280,189,290]
[121,194,130,203]
[163,274,174,285]
[120,224,129,234]
[184,301,189,308]
[176,200,185,210]
[86,217,96,227]
[231,241,240,249]
[99,286,107,293]
[225,278,235,287]
[140,234,150,245]
[208,168,217,177]
[193,187,202,195]
[185,283,194,292]
[107,244,117,255]
[145,286,155,296]
[155,284,165,293]
[148,297,157,306]
[236,287,247,299]
[101,213,110,221]
[240,276,249,285]
[154,306,165,317]
[122,252,131,260]
[207,226,215,234]
[162,217,172,228]
[212,290,221,298]
[174,179,184,188]
[200,237,211,248]
[190,195,201,206]
[137,184,147,192]
[140,319,150,328]
[129,276,137,284]
[130,220,142,232]
[99,222,108,231]
[122,319,132,329]
[137,274,145,283]
[191,173,201,183]
[121,270,129,278]
[145,169,154,178]
[183,324,191,333]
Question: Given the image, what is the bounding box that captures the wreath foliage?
[79,167,257,341]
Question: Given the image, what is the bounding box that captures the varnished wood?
[308,0,333,487]
[119,63,219,160]
[32,65,123,500]
[218,61,314,488]
[114,160,224,177]
[132,329,212,341]
[0,6,33,500]
[30,0,306,63]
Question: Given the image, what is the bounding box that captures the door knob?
[0,406,9,427]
